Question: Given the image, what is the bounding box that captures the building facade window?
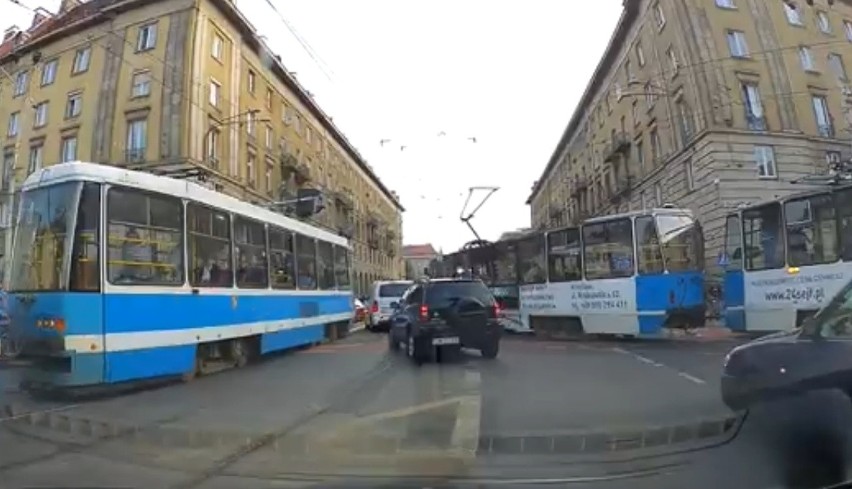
[845,21,852,41]
[126,118,147,162]
[812,95,833,137]
[247,152,256,184]
[131,71,151,97]
[33,102,48,128]
[28,144,43,175]
[7,112,19,137]
[72,47,91,74]
[685,159,695,191]
[60,136,78,163]
[136,23,157,51]
[829,53,847,81]
[14,71,28,97]
[636,42,646,66]
[66,92,82,119]
[265,126,273,149]
[212,33,224,60]
[727,30,749,57]
[817,11,832,33]
[247,70,256,93]
[754,145,777,178]
[716,0,735,8]
[666,46,679,75]
[799,46,816,71]
[650,128,661,164]
[653,3,665,29]
[41,59,57,86]
[784,2,803,25]
[209,79,220,106]
[742,82,766,130]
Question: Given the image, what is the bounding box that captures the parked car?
[388,278,502,364]
[366,280,414,332]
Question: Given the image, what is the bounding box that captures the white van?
[366,280,414,331]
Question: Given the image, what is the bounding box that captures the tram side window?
[296,234,317,289]
[269,227,295,289]
[547,228,582,282]
[583,218,634,280]
[106,187,183,285]
[635,216,663,275]
[317,240,335,289]
[517,234,546,284]
[724,215,743,270]
[742,204,784,271]
[234,216,268,288]
[837,188,852,260]
[70,182,101,291]
[784,194,838,267]
[187,203,233,287]
[334,245,351,289]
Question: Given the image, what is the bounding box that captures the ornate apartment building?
[528,0,852,274]
[0,0,404,293]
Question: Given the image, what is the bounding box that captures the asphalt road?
[0,331,846,488]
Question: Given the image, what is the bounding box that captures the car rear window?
[378,283,411,297]
[426,281,495,308]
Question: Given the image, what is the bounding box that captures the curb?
[476,414,742,455]
[0,400,744,456]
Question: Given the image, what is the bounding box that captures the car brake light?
[371,301,379,313]
[493,302,501,317]
[418,304,429,322]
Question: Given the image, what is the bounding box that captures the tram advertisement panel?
[744,263,852,308]
[520,278,636,317]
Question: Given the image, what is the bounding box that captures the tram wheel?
[231,338,251,368]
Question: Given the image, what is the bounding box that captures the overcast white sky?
[6,0,623,253]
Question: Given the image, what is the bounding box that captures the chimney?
[59,0,83,14]
[2,26,20,42]
[30,8,53,30]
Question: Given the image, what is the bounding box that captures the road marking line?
[677,372,707,385]
[633,354,664,367]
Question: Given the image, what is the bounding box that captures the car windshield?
[8,182,79,292]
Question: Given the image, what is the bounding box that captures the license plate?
[432,337,460,346]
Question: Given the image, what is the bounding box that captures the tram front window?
[656,214,704,272]
[742,203,784,271]
[8,182,78,292]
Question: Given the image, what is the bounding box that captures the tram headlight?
[36,317,66,333]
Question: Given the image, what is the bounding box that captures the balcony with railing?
[746,113,767,131]
[125,147,145,163]
[818,123,835,139]
[603,132,631,163]
[609,174,634,203]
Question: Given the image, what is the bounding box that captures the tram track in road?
[0,342,399,483]
[164,353,398,489]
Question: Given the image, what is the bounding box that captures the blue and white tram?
[518,208,706,337]
[6,162,353,389]
[723,185,852,332]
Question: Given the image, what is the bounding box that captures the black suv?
[387,278,502,364]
